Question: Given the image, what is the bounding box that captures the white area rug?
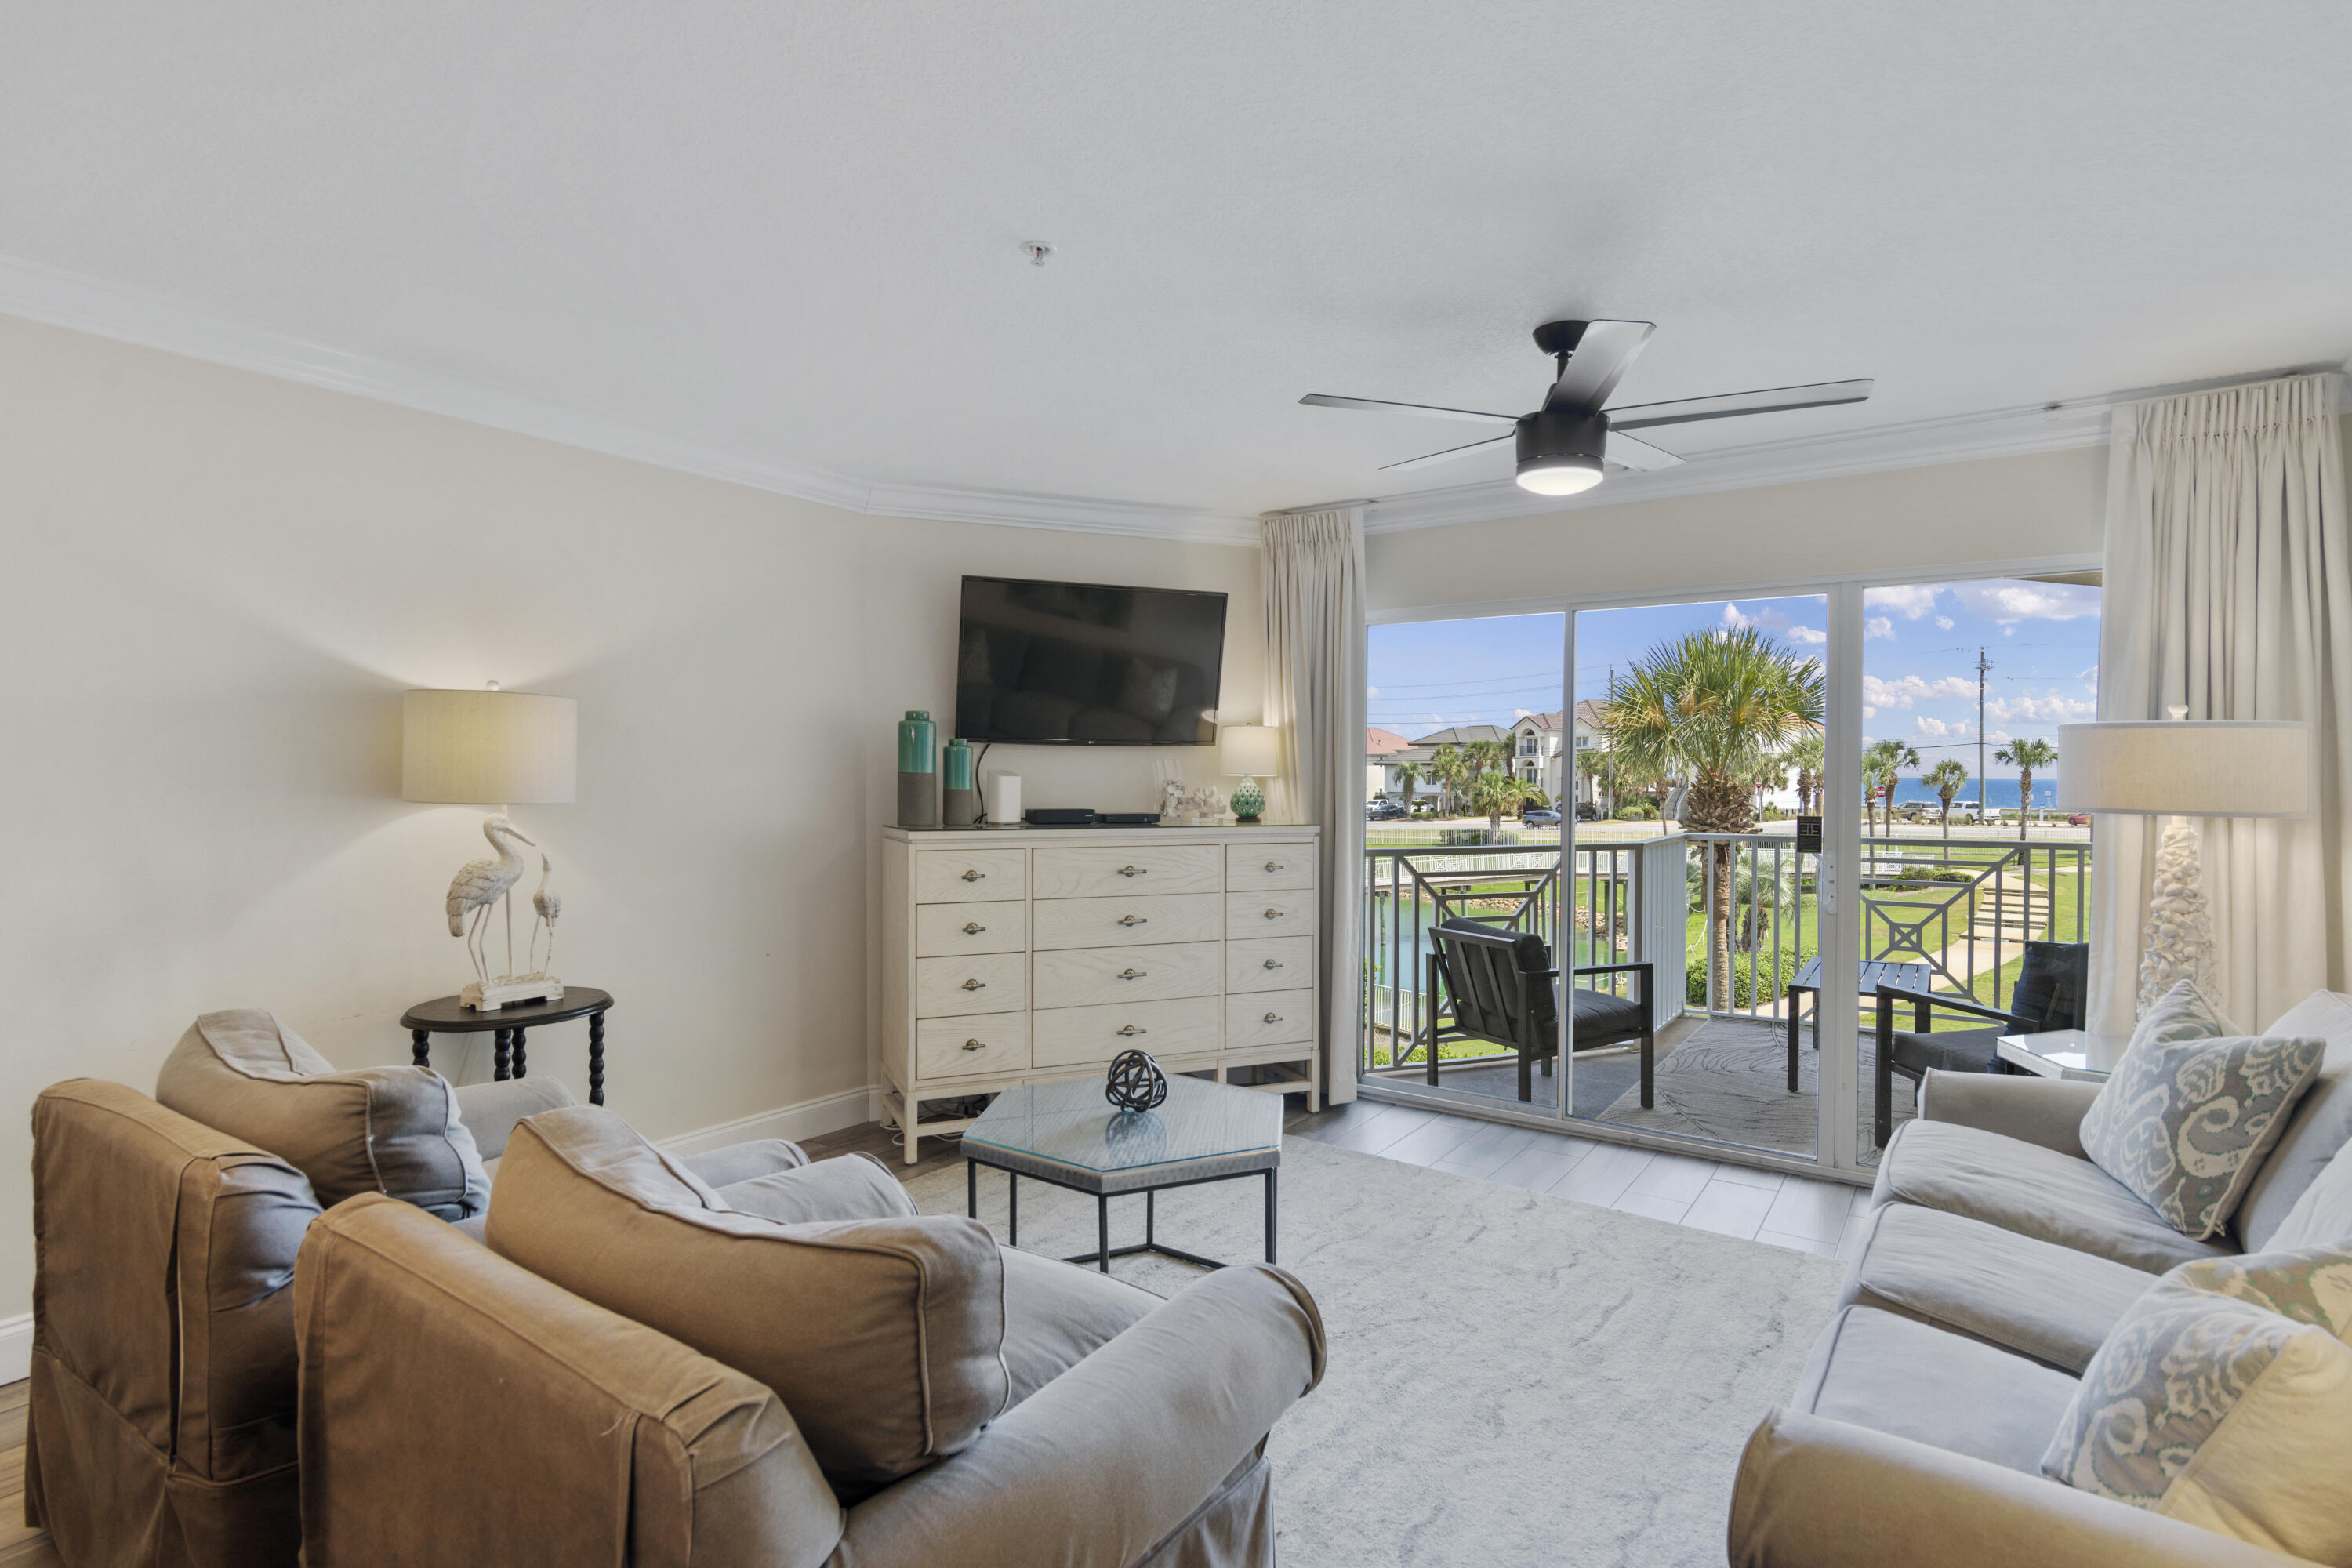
[907,1136,1846,1567]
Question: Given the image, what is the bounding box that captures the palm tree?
[1994,737,2057,840]
[1862,739,1918,837]
[1467,736,1511,782]
[1470,769,1539,833]
[1599,627,1824,1011]
[1393,760,1421,818]
[1924,758,1969,841]
[1786,733,1826,815]
[1427,743,1465,816]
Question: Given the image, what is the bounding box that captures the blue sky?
[1367,578,2100,781]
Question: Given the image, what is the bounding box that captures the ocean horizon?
[1885,774,2058,809]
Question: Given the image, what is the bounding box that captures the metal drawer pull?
[1262,1011,1283,1024]
[960,978,986,991]
[960,869,985,882]
[1262,959,1284,970]
[1263,908,1283,920]
[1116,1025,1148,1036]
[960,921,986,934]
[961,1038,986,1052]
[1264,861,1283,872]
[1117,914,1149,926]
[1116,865,1148,877]
[1116,968,1148,980]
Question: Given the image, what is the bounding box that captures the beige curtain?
[1261,506,1367,1104]
[2090,374,2352,1033]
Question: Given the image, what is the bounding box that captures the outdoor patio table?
[1784,960,1929,1092]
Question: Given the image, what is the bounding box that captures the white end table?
[1995,1028,2134,1081]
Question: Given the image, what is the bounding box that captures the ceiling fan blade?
[1544,319,1656,411]
[1604,430,1683,472]
[1378,433,1515,473]
[1606,378,1875,431]
[1299,393,1519,426]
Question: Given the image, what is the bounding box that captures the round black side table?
[400,988,615,1105]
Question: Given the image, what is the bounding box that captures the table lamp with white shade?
[2056,711,2312,1016]
[403,684,578,1010]
[1218,724,1283,825]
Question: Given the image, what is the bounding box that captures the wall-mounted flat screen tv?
[955,575,1227,745]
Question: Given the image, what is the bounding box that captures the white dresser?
[880,824,1323,1163]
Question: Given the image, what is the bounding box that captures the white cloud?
[2002,626,2014,637]
[1953,581,2100,624]
[1721,601,1795,634]
[1915,716,1968,738]
[1984,690,2096,724]
[1863,673,1976,710]
[1865,584,1940,619]
[1935,615,1955,630]
[1367,685,1380,699]
[1788,625,1827,645]
[1865,617,1895,640]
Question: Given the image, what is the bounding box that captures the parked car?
[1574,801,1601,822]
[1521,808,1561,826]
[2068,812,2092,826]
[1365,798,1407,820]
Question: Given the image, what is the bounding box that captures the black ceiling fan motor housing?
[1516,405,1609,468]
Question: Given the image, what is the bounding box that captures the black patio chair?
[1425,916,1656,1108]
[1871,939,2089,1149]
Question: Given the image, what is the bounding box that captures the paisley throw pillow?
[2042,1246,2352,1562]
[2080,982,2323,1239]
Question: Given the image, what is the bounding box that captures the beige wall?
[0,311,1258,1317]
[1366,443,2108,615]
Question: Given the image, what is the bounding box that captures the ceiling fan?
[1301,319,1874,497]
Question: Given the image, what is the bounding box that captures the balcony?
[1357,828,2092,1163]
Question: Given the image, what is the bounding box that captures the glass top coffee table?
[963,1073,1284,1273]
[1994,1028,2133,1081]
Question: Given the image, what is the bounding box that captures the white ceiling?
[5,3,2350,536]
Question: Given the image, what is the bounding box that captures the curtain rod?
[1261,499,1372,517]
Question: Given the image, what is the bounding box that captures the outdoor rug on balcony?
[905,1135,1846,1568]
[1595,1015,1915,1160]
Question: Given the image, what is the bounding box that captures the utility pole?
[1976,646,1992,814]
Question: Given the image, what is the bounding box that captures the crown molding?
[1355,363,2347,536]
[863,480,1258,544]
[2,251,2333,552]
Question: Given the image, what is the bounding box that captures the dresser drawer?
[1033,941,1223,1008]
[1227,936,1316,994]
[915,1014,1031,1081]
[1226,991,1316,1050]
[914,952,1027,1018]
[914,899,1027,958]
[1033,893,1221,951]
[1033,844,1222,899]
[1226,891,1317,941]
[1225,843,1315,892]
[1033,996,1222,1069]
[914,848,1027,904]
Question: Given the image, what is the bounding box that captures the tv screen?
[955,576,1227,745]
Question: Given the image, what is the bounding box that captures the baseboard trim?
[0,1312,32,1385]
[658,1086,883,1158]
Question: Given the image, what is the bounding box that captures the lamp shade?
[2054,720,2311,819]
[1218,724,1282,778]
[402,689,577,805]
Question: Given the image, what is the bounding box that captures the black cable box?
[1023,808,1098,826]
[1097,812,1162,826]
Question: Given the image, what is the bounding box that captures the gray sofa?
[1730,988,2352,1567]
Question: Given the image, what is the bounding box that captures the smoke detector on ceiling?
[1022,241,1053,267]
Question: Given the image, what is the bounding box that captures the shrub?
[1686,943,1817,1010]
[1437,828,1515,847]
[1613,800,1659,820]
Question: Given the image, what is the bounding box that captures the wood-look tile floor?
[0,1102,1865,1564]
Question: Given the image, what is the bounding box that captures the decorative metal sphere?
[1104,1048,1168,1112]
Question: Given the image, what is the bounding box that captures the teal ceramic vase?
[942,736,980,826]
[897,710,938,827]
[1229,776,1265,824]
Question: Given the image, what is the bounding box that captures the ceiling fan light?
[1515,457,1604,496]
